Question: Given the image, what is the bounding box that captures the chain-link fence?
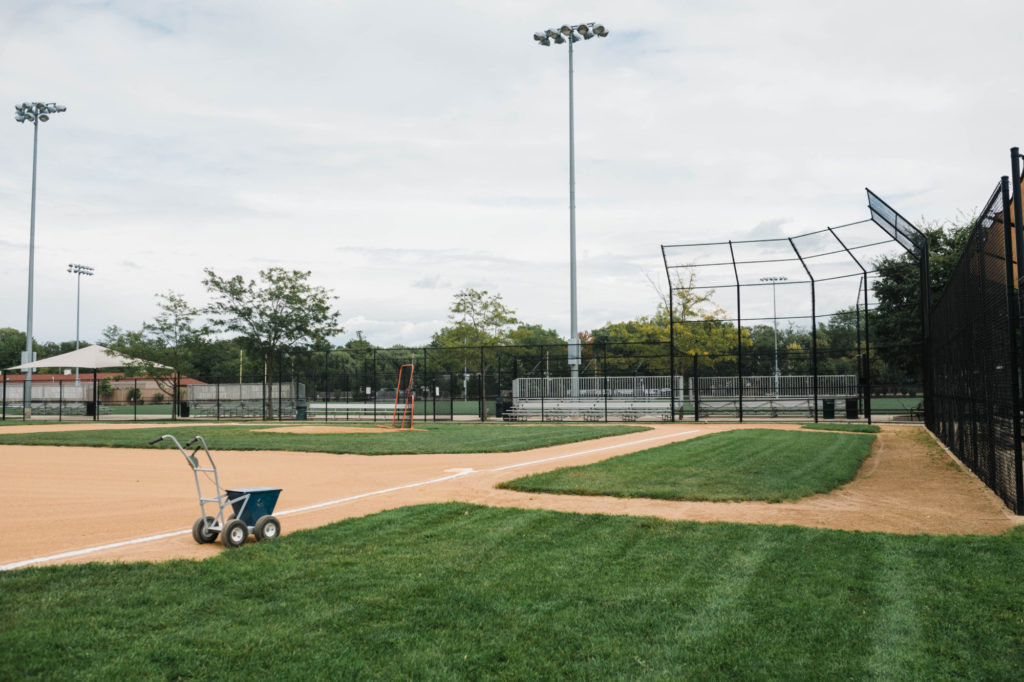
[928,179,1024,513]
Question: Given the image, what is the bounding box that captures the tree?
[103,292,208,403]
[0,328,26,369]
[871,216,973,377]
[443,288,519,345]
[202,267,343,418]
[428,289,520,416]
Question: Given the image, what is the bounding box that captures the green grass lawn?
[2,504,1022,679]
[499,429,874,502]
[801,423,881,433]
[0,422,649,455]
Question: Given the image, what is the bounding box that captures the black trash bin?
[822,399,835,419]
[85,401,96,417]
[845,398,858,419]
[179,401,190,418]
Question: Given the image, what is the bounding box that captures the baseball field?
[1,421,1022,678]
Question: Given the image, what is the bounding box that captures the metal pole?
[567,32,580,399]
[728,241,742,422]
[790,238,817,421]
[74,269,81,383]
[864,273,873,424]
[23,119,39,419]
[1000,176,1023,514]
[1012,148,1023,290]
[1011,149,1024,511]
[668,272,676,422]
[772,280,779,380]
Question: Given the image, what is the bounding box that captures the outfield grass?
[499,429,874,502]
[0,422,649,455]
[1,504,1021,679]
[801,423,881,433]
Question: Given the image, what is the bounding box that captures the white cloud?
[1,0,1022,348]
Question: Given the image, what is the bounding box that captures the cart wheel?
[221,519,249,549]
[192,516,218,544]
[254,515,281,542]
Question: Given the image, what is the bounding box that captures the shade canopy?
[5,344,170,371]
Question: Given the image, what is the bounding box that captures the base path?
[0,424,1017,570]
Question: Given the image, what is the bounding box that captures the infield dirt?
[1,423,1018,569]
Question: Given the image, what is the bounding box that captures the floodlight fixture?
[14,99,67,416]
[534,31,546,41]
[760,275,788,381]
[530,22,609,398]
[67,262,94,383]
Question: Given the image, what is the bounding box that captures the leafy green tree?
[102,292,208,401]
[429,289,520,416]
[0,328,26,369]
[871,217,973,377]
[202,267,343,418]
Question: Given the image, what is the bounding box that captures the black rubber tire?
[221,518,249,549]
[254,515,281,542]
[192,516,218,544]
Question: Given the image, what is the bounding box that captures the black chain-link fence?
[928,181,1024,513]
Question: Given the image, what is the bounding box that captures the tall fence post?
[693,354,700,423]
[1003,175,1024,514]
[1011,149,1024,512]
[728,241,743,422]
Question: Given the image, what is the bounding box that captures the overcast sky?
[2,0,1022,350]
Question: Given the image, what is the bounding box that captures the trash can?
[296,406,307,420]
[226,487,282,526]
[179,401,190,418]
[845,398,858,419]
[85,401,96,417]
[822,399,835,419]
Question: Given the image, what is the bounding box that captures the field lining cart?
[149,433,282,548]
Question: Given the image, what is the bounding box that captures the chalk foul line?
[1,428,699,571]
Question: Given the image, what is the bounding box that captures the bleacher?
[503,399,673,422]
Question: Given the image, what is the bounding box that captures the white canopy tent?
[5,344,169,371]
[5,345,172,421]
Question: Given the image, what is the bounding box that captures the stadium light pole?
[533,22,609,399]
[67,263,94,384]
[761,276,787,391]
[14,101,67,418]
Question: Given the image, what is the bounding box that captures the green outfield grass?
[0,422,649,455]
[2,504,1022,679]
[801,423,881,433]
[499,429,874,502]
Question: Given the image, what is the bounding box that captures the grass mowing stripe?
[3,504,1022,678]
[486,429,701,472]
[500,429,875,502]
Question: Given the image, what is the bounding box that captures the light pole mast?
[761,276,787,393]
[533,22,608,399]
[15,101,67,418]
[67,263,94,384]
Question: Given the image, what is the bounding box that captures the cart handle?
[149,436,166,445]
[186,436,199,447]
